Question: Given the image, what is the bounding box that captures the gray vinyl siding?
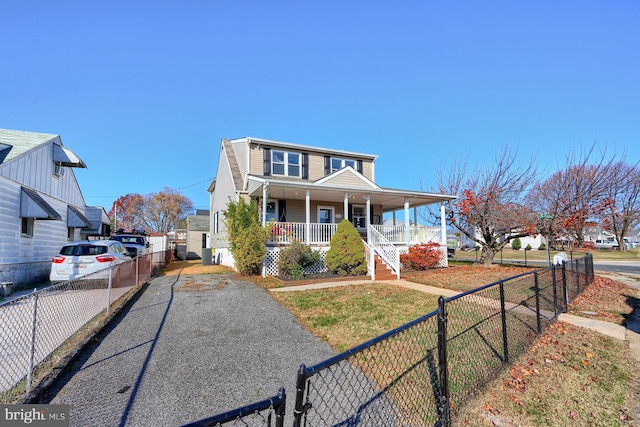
[210,147,239,249]
[0,141,85,207]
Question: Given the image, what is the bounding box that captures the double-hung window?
[331,157,356,172]
[272,150,300,177]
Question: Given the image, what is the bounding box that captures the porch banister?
[305,190,310,244]
[404,198,410,245]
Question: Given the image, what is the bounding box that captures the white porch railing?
[269,222,442,246]
[269,222,338,245]
[370,224,442,245]
[368,226,401,279]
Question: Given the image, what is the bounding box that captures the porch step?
[374,255,397,281]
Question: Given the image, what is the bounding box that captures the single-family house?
[0,129,111,289]
[208,137,456,279]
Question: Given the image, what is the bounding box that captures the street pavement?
[39,273,334,426]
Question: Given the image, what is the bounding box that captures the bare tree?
[529,143,623,248]
[110,187,194,234]
[599,161,640,251]
[140,187,194,234]
[436,147,538,265]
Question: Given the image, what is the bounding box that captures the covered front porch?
[248,174,456,279]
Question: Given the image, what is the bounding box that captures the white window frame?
[317,206,335,224]
[21,217,34,237]
[265,200,278,222]
[272,150,301,177]
[352,204,367,229]
[331,157,356,172]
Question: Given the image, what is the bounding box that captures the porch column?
[440,204,447,245]
[305,190,310,244]
[392,211,396,225]
[404,198,410,245]
[344,193,349,224]
[262,184,268,226]
[365,194,371,242]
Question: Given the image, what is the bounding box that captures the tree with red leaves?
[437,147,538,265]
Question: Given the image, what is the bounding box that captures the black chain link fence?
[194,254,593,427]
[0,250,172,404]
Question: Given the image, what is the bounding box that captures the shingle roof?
[0,128,58,163]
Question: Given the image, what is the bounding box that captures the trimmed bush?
[538,243,546,251]
[511,238,522,251]
[278,240,321,280]
[400,242,441,270]
[525,244,532,251]
[325,220,367,276]
[233,222,268,275]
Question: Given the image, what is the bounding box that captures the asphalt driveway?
[39,272,335,426]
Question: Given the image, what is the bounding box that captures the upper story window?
[331,157,356,172]
[272,150,300,177]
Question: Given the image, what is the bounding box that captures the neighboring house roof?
[0,129,58,163]
[0,128,86,168]
[187,215,210,231]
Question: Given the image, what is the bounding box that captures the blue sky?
[2,1,639,212]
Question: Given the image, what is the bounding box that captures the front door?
[317,206,334,242]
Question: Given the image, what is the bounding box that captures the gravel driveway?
[39,272,335,426]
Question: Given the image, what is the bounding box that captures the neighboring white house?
[0,129,111,289]
[208,137,456,278]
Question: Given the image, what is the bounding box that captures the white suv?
[49,240,131,283]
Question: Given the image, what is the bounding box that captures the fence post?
[552,265,559,318]
[534,272,541,333]
[437,296,450,427]
[275,387,286,427]
[292,364,308,427]
[136,255,139,286]
[561,261,568,310]
[107,266,113,316]
[499,281,509,364]
[27,289,39,392]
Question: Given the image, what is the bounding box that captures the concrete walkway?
[272,273,640,360]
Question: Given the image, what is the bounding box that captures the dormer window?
[331,157,356,172]
[272,150,300,177]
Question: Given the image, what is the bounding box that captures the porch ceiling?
[246,178,456,211]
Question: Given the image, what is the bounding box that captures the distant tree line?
[430,143,640,265]
[108,187,194,234]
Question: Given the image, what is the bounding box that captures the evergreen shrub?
[325,220,367,276]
